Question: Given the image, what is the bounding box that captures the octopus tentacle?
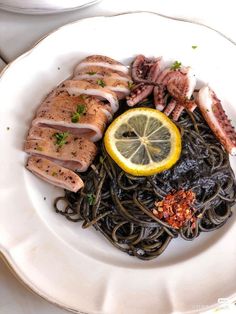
[146,57,163,82]
[157,66,196,120]
[164,99,177,116]
[163,67,196,100]
[183,100,197,112]
[167,81,189,101]
[198,86,236,155]
[172,103,185,121]
[127,83,153,107]
[131,55,163,84]
[128,55,163,106]
[154,85,167,111]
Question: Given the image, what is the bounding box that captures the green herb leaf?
[97,79,106,88]
[71,114,80,123]
[71,104,87,123]
[192,45,198,49]
[77,104,86,115]
[87,193,95,205]
[128,81,135,90]
[53,132,69,147]
[86,71,97,75]
[171,61,182,71]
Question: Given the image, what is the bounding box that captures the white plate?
[0,12,236,314]
[0,0,100,14]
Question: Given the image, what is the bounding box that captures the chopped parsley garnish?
[192,45,198,49]
[86,71,97,75]
[87,193,95,205]
[97,79,106,88]
[128,81,135,90]
[71,104,87,123]
[171,61,182,71]
[53,132,69,147]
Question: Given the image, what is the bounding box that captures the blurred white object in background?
[0,58,6,71]
[0,0,101,14]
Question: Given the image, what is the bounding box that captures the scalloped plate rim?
[0,12,236,314]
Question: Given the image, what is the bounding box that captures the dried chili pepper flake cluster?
[152,189,196,229]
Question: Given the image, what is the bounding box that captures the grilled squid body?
[26,156,84,192]
[74,76,130,99]
[25,55,131,192]
[25,126,97,172]
[198,86,236,155]
[33,91,108,142]
[74,55,129,74]
[62,80,119,114]
[73,66,132,99]
[74,66,130,81]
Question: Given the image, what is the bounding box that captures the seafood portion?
[74,66,130,81]
[25,53,236,196]
[129,58,196,119]
[25,55,130,191]
[198,86,236,155]
[26,156,84,192]
[131,54,163,84]
[73,75,130,99]
[155,66,196,121]
[73,58,132,100]
[74,55,129,74]
[127,83,154,107]
[33,91,108,142]
[127,55,163,106]
[128,55,236,155]
[61,80,119,114]
[25,126,97,172]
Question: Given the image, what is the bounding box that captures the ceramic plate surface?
[0,12,236,314]
[0,0,100,14]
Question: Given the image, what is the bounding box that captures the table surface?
[0,1,236,313]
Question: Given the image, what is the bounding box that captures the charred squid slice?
[75,55,129,74]
[26,156,84,192]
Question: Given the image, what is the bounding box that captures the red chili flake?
[152,189,196,229]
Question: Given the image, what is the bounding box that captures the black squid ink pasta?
[54,103,236,260]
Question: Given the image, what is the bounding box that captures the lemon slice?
[104,108,181,176]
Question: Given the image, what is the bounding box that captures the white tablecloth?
[0,1,235,313]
